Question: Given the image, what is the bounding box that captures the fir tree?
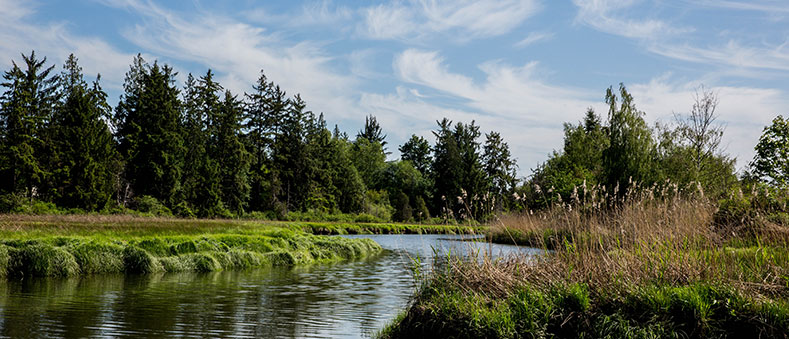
[0,51,59,198]
[116,59,184,207]
[50,54,119,210]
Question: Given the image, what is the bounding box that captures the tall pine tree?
[50,54,118,210]
[0,51,59,199]
[116,58,184,207]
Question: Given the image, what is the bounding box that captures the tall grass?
[381,182,789,338]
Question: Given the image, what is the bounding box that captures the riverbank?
[381,198,789,337]
[0,215,481,278]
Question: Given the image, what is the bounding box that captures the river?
[0,234,539,338]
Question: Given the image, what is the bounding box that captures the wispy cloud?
[514,31,553,48]
[100,0,358,118]
[693,0,789,14]
[649,40,789,73]
[573,0,789,76]
[572,0,692,40]
[392,49,602,169]
[360,0,541,41]
[0,0,133,90]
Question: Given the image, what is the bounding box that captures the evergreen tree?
[116,58,184,207]
[215,90,251,214]
[399,134,432,175]
[432,119,487,220]
[273,94,310,212]
[0,51,59,198]
[357,114,387,153]
[244,72,289,212]
[50,54,118,210]
[483,131,518,211]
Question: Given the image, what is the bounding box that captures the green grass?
[381,273,789,338]
[0,216,389,278]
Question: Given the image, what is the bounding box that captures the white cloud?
[693,0,789,14]
[392,49,603,172]
[515,31,553,48]
[360,0,540,41]
[628,77,789,170]
[0,0,133,90]
[394,49,593,125]
[100,0,358,118]
[649,40,789,73]
[361,3,417,40]
[573,0,789,76]
[572,0,692,40]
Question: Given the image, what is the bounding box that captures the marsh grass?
[0,216,390,278]
[382,183,789,338]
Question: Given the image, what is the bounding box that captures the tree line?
[2,51,787,221]
[0,52,518,221]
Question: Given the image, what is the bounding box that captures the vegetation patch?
[384,194,789,338]
[0,221,382,278]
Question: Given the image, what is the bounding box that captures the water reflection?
[0,234,539,338]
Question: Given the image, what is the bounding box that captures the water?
[0,234,539,338]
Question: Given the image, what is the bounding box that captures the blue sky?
[1,0,788,177]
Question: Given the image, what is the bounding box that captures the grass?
[0,215,396,278]
[381,184,789,338]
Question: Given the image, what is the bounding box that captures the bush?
[133,195,172,216]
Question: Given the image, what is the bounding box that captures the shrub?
[134,195,172,216]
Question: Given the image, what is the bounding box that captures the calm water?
[0,234,539,338]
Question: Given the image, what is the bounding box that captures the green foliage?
[133,195,172,216]
[432,119,489,220]
[116,57,184,207]
[399,134,432,175]
[483,131,519,211]
[49,54,119,210]
[0,226,382,278]
[384,279,789,339]
[351,137,387,189]
[0,51,59,198]
[750,115,789,187]
[357,114,388,153]
[603,84,656,193]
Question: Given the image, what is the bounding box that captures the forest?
[0,51,519,222]
[1,51,787,224]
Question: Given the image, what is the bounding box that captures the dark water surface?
[0,234,539,338]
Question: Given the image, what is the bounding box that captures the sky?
[1,0,787,178]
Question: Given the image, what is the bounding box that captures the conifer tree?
[483,131,518,211]
[399,134,432,176]
[357,114,388,153]
[50,54,118,210]
[0,51,59,198]
[116,58,184,207]
[215,90,251,214]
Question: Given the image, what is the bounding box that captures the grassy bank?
[382,194,789,337]
[0,215,480,278]
[0,215,390,278]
